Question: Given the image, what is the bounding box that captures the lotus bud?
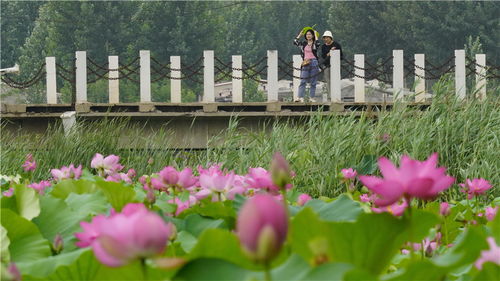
[297,193,312,206]
[127,169,136,179]
[167,222,177,241]
[52,233,64,254]
[440,202,450,216]
[270,152,292,190]
[309,237,330,265]
[146,190,156,205]
[485,206,498,221]
[139,175,148,185]
[237,194,288,264]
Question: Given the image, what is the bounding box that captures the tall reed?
[1,80,498,199]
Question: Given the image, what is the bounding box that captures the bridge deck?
[0,102,431,149]
[1,102,430,117]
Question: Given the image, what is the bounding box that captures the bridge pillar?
[60,111,76,136]
[140,50,151,103]
[455,50,466,100]
[331,49,341,102]
[475,54,486,100]
[292,55,301,101]
[203,50,215,102]
[415,54,425,102]
[354,54,365,102]
[267,50,278,102]
[232,55,243,103]
[393,50,404,100]
[108,56,119,103]
[75,51,87,103]
[45,57,57,104]
[171,56,181,103]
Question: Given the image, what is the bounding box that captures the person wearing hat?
[293,28,321,102]
[320,31,343,97]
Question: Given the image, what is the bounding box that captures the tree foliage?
[1,1,499,92]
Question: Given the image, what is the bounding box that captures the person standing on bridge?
[293,28,321,102]
[320,30,343,97]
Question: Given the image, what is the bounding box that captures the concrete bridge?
[0,48,494,148]
[0,101,431,148]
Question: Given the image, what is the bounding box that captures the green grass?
[1,80,499,200]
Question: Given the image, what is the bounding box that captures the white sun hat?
[322,30,333,39]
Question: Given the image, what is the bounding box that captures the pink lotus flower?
[475,237,500,270]
[146,190,156,204]
[341,168,357,180]
[90,153,123,176]
[75,203,173,267]
[196,172,235,201]
[459,178,492,199]
[159,166,179,185]
[27,180,51,195]
[152,167,197,192]
[360,194,370,203]
[372,199,408,216]
[168,196,197,216]
[440,202,451,216]
[245,167,289,195]
[297,193,312,206]
[359,193,378,203]
[485,206,498,221]
[379,133,391,143]
[22,154,36,172]
[2,187,14,197]
[359,153,454,207]
[237,194,288,263]
[177,168,197,189]
[401,249,410,255]
[139,175,148,186]
[246,168,275,188]
[126,169,136,179]
[7,263,21,281]
[105,169,135,184]
[198,164,224,176]
[51,164,82,181]
[105,173,128,184]
[75,215,108,248]
[413,238,438,256]
[226,175,248,200]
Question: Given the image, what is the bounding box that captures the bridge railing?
[1,49,496,105]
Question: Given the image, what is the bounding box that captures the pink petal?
[195,189,212,200]
[378,157,399,180]
[406,178,436,199]
[92,236,128,267]
[372,180,405,207]
[431,175,455,194]
[358,175,384,191]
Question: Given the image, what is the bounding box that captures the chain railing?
[0,63,46,89]
[1,51,498,105]
[342,57,394,84]
[213,56,268,83]
[465,57,500,79]
[403,56,456,80]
